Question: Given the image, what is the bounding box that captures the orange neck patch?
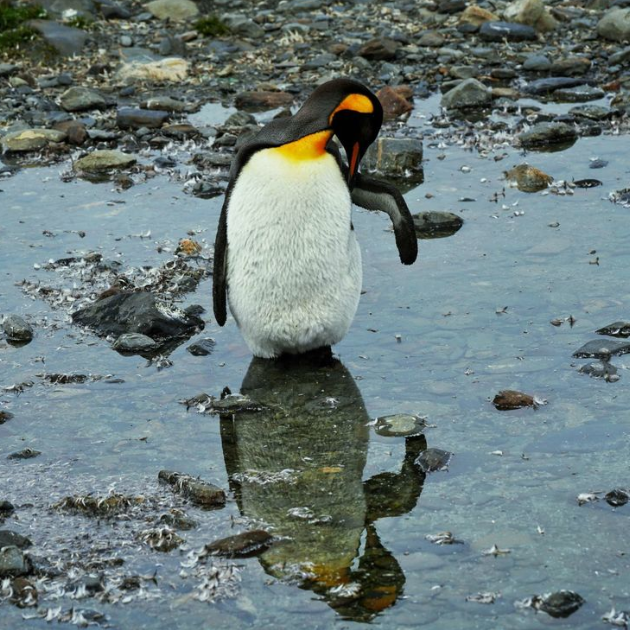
[329,93,374,123]
[273,130,333,161]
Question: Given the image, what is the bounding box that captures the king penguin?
[212,78,418,359]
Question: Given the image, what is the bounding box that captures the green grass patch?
[0,3,47,31]
[194,15,229,37]
[65,14,95,30]
[0,23,37,49]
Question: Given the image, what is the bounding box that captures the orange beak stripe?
[349,142,360,179]
[328,93,374,124]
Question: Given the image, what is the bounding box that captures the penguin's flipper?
[212,198,229,326]
[351,173,418,265]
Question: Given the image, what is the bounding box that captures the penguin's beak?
[346,141,362,187]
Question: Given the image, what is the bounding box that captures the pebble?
[413,211,463,238]
[0,546,31,578]
[573,339,630,358]
[202,530,274,558]
[441,77,492,109]
[492,390,536,410]
[416,448,452,472]
[459,5,499,26]
[1,128,67,153]
[74,149,137,172]
[504,164,553,192]
[597,8,630,42]
[60,86,107,112]
[234,91,294,112]
[143,96,196,113]
[550,57,591,76]
[186,338,216,356]
[158,470,226,507]
[478,21,538,42]
[357,38,399,61]
[144,0,199,21]
[112,332,159,354]
[2,315,34,342]
[522,53,551,71]
[117,108,170,129]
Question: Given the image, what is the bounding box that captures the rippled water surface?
[1,130,629,629]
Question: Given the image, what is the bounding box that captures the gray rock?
[27,20,88,56]
[158,470,226,507]
[524,77,589,95]
[418,31,445,47]
[0,530,32,549]
[598,8,630,42]
[605,488,629,506]
[142,96,196,112]
[363,137,423,178]
[374,414,427,437]
[596,321,630,338]
[117,108,170,129]
[538,591,585,618]
[7,448,41,460]
[413,211,464,238]
[112,332,159,353]
[145,0,199,21]
[74,150,137,172]
[120,34,133,47]
[479,21,538,41]
[579,361,617,379]
[60,86,106,112]
[187,338,216,356]
[357,38,399,61]
[550,57,591,76]
[0,501,15,517]
[158,34,186,56]
[517,122,577,148]
[573,339,630,358]
[609,46,630,64]
[0,64,19,78]
[72,291,204,340]
[1,128,67,153]
[522,54,551,71]
[36,0,96,17]
[0,546,31,577]
[222,13,264,38]
[441,78,492,109]
[569,105,610,120]
[203,530,274,558]
[553,85,605,103]
[2,315,34,342]
[416,448,453,473]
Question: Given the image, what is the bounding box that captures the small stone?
[374,414,427,437]
[523,53,551,71]
[363,137,423,178]
[550,57,591,76]
[503,0,556,31]
[376,85,413,120]
[175,238,202,256]
[158,470,226,507]
[27,20,88,56]
[202,530,274,558]
[1,129,67,153]
[75,150,137,173]
[7,449,41,460]
[416,448,452,472]
[357,38,399,61]
[579,361,617,379]
[504,164,553,192]
[53,120,88,145]
[145,0,199,21]
[573,339,630,359]
[0,530,32,549]
[0,501,15,517]
[418,31,445,47]
[535,591,585,618]
[158,509,198,530]
[441,78,492,109]
[117,108,169,129]
[187,338,216,356]
[0,411,14,425]
[222,13,264,38]
[234,91,294,112]
[2,315,34,342]
[112,333,159,354]
[115,58,189,83]
[569,105,610,121]
[0,547,31,577]
[553,85,605,103]
[426,531,463,545]
[460,5,499,25]
[597,8,630,42]
[492,390,535,410]
[605,489,629,507]
[413,211,464,238]
[596,321,630,338]
[517,122,577,149]
[60,86,106,112]
[479,21,538,42]
[143,96,195,113]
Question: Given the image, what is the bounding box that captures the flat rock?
[524,77,588,95]
[550,57,591,76]
[0,530,32,549]
[375,414,427,437]
[1,128,66,153]
[2,315,34,342]
[60,86,106,112]
[117,108,169,129]
[27,20,88,56]
[416,448,452,472]
[413,211,463,238]
[377,85,413,121]
[158,470,226,507]
[74,150,137,172]
[0,546,31,577]
[441,78,492,109]
[504,164,553,192]
[569,105,610,120]
[0,63,19,77]
[596,321,630,338]
[186,338,216,356]
[598,8,630,42]
[142,96,196,112]
[112,332,159,353]
[357,37,399,61]
[363,137,423,177]
[145,0,199,21]
[479,21,538,41]
[234,91,294,112]
[72,291,204,340]
[7,448,41,460]
[492,390,535,410]
[573,339,630,358]
[115,58,189,83]
[203,530,274,558]
[517,122,577,148]
[553,85,605,103]
[460,5,499,25]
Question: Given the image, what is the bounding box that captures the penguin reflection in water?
[213,79,418,358]
[220,355,427,620]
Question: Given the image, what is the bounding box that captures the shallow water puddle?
[1,133,629,629]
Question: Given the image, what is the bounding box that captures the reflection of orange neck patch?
[329,93,374,123]
[274,130,333,161]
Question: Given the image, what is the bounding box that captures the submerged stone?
[517,122,577,149]
[187,338,216,356]
[54,493,144,516]
[0,411,14,424]
[375,414,427,437]
[2,315,34,342]
[504,164,552,192]
[0,547,31,577]
[158,470,226,507]
[202,530,275,558]
[573,339,630,358]
[0,501,15,517]
[579,361,618,380]
[416,448,452,472]
[7,448,41,460]
[413,211,464,238]
[596,321,630,338]
[0,530,32,549]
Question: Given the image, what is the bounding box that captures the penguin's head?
[297,79,383,188]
